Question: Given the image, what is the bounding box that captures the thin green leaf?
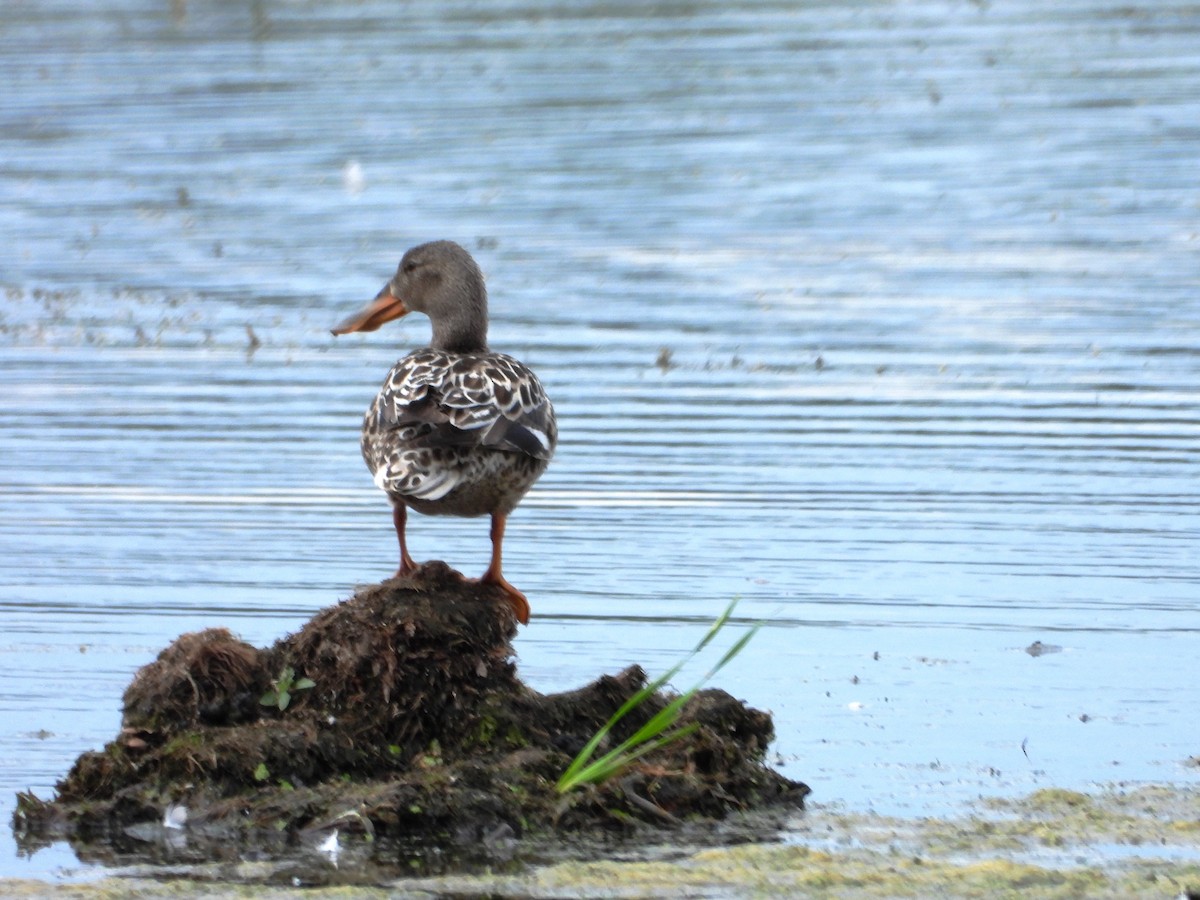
[558,723,701,792]
[706,623,761,679]
[557,598,760,794]
[560,602,745,787]
[277,690,291,711]
[558,674,684,787]
[557,693,688,792]
[556,729,691,792]
[619,694,691,750]
[617,626,758,756]
[293,677,315,691]
[694,598,738,654]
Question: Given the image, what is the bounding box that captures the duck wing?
[374,349,556,461]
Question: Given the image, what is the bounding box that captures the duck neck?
[430,276,489,354]
[432,321,487,354]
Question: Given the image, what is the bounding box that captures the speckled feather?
[362,347,557,517]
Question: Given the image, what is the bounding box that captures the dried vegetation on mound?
[14,563,807,870]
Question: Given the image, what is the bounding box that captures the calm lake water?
[2,0,1199,881]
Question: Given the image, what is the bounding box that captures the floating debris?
[163,803,188,830]
[1025,640,1063,657]
[315,828,339,865]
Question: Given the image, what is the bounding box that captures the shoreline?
[6,782,1198,898]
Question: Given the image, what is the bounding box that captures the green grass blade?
[693,598,738,654]
[557,677,666,787]
[558,688,694,792]
[585,707,684,775]
[561,724,697,790]
[613,620,760,758]
[557,598,759,794]
[557,722,701,792]
[618,693,691,749]
[557,618,723,788]
[706,622,761,679]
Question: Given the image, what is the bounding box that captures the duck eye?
[402,261,418,274]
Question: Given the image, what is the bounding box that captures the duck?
[331,241,556,624]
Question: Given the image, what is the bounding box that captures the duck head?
[331,240,488,352]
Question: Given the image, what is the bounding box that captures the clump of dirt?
[123,627,269,732]
[13,562,808,876]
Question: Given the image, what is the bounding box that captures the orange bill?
[331,283,409,335]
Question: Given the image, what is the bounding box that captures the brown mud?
[11,562,807,883]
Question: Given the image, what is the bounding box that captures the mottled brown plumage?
[332,241,556,624]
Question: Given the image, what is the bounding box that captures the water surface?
[2,0,1198,881]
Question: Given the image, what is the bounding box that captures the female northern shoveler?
[331,241,556,624]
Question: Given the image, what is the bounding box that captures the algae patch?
[393,783,1200,899]
[7,784,1200,897]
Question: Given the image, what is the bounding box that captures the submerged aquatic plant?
[260,665,315,711]
[556,599,759,793]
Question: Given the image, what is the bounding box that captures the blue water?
[2,0,1198,881]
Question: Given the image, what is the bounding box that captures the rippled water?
[2,0,1199,881]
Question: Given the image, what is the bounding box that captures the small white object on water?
[342,161,365,194]
[847,701,865,711]
[163,803,188,830]
[317,828,339,858]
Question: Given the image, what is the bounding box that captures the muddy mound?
[122,627,269,731]
[13,564,808,875]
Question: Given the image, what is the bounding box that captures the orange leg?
[480,512,531,625]
[392,504,418,576]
